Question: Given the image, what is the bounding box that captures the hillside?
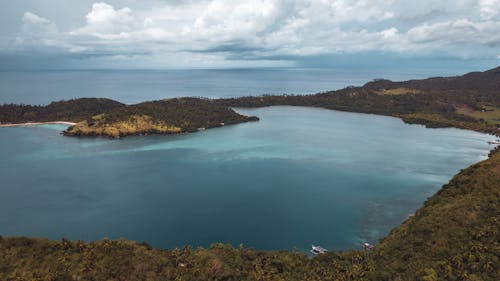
[0,98,259,138]
[220,66,500,136]
[1,148,498,281]
[63,98,259,138]
[2,67,499,137]
[0,98,125,123]
[1,67,499,280]
[373,147,500,280]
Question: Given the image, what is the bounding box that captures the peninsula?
[1,67,499,138]
[1,67,499,280]
[0,98,259,138]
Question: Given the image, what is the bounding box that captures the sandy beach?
[0,121,76,127]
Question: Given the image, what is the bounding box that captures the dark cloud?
[1,1,499,68]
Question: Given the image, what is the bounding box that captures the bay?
[0,106,495,251]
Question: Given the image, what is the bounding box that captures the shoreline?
[0,121,76,127]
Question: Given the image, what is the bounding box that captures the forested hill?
[1,66,499,137]
[64,98,259,138]
[0,98,124,123]
[1,148,498,281]
[363,66,500,94]
[0,98,259,138]
[220,66,500,136]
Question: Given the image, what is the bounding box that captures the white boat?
[310,245,327,255]
[487,140,500,145]
[363,242,374,251]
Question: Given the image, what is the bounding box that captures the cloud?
[6,1,500,67]
[478,0,500,20]
[21,12,57,34]
[407,19,500,47]
[71,2,136,37]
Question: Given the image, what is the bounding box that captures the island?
[0,97,259,138]
[2,67,499,139]
[0,67,499,281]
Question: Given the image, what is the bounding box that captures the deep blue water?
[0,106,495,251]
[0,67,472,105]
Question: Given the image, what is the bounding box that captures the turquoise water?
[0,106,496,251]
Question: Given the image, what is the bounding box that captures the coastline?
[0,121,76,127]
[0,66,499,279]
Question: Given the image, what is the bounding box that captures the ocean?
[0,67,474,105]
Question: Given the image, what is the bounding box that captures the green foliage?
[1,67,499,279]
[0,98,124,123]
[1,149,498,280]
[374,147,500,281]
[1,97,259,138]
[74,97,259,135]
[220,67,500,136]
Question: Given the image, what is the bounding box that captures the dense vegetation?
[0,98,124,123]
[1,67,499,280]
[1,148,498,281]
[0,98,259,138]
[220,66,500,136]
[64,98,259,138]
[373,147,500,281]
[2,67,499,137]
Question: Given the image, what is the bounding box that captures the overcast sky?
[1,0,499,69]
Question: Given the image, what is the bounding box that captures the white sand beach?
[0,121,76,127]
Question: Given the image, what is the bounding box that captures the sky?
[0,0,499,69]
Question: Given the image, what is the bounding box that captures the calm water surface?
[0,106,495,251]
[0,68,467,105]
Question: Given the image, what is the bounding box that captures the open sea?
[0,68,496,251]
[0,67,476,105]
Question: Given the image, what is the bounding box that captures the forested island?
[0,98,259,138]
[1,67,499,138]
[1,67,499,280]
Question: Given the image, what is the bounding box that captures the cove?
[0,106,496,251]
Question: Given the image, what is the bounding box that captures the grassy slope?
[455,106,500,126]
[63,98,259,138]
[0,98,259,138]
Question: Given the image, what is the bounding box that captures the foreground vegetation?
[1,67,499,280]
[1,147,498,280]
[373,147,500,281]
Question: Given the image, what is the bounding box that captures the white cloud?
[23,12,51,25]
[72,2,136,36]
[8,1,500,66]
[478,0,500,20]
[22,12,57,34]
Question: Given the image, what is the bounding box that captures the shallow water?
[0,106,496,251]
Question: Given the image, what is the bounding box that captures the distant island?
[1,67,499,281]
[1,67,499,138]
